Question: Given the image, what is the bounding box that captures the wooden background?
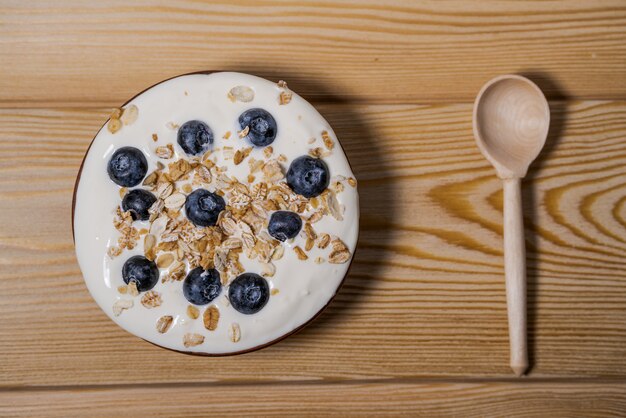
[1,1,625,416]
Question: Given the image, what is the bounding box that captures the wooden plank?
[1,381,625,417]
[0,101,625,387]
[1,0,625,105]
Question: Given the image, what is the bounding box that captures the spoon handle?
[503,178,528,376]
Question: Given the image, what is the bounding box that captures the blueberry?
[286,156,329,198]
[121,189,157,221]
[185,189,226,227]
[107,147,148,187]
[228,273,270,315]
[177,120,214,156]
[183,267,222,305]
[238,108,277,147]
[268,211,302,242]
[122,255,159,292]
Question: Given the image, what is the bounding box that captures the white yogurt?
[74,72,359,354]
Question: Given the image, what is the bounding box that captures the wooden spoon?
[472,75,550,376]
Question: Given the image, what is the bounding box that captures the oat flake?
[228,85,255,102]
[156,316,173,333]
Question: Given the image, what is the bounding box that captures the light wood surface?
[2,381,626,417]
[1,0,626,105]
[1,1,625,416]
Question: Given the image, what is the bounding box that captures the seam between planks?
[2,96,624,108]
[1,99,625,111]
[2,376,626,393]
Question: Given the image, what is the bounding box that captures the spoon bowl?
[473,75,550,179]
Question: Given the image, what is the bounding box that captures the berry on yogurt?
[183,267,222,305]
[184,189,226,227]
[177,120,213,156]
[121,189,157,221]
[228,273,270,315]
[286,155,329,198]
[238,108,277,147]
[122,255,159,292]
[268,211,302,242]
[107,147,148,187]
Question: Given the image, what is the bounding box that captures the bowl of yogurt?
[73,72,359,355]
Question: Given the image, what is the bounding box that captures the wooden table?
[1,1,625,416]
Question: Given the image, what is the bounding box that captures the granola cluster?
[107,105,138,134]
[110,146,355,285]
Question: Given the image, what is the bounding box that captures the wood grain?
[1,0,626,105]
[2,381,625,417]
[1,101,625,387]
